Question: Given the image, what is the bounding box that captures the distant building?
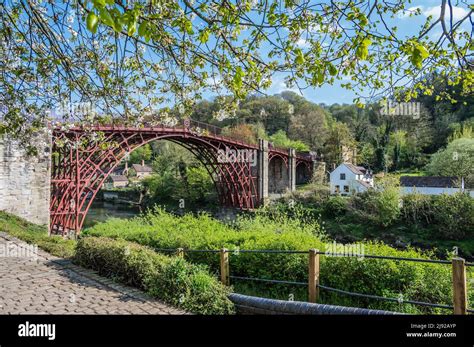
[132,160,153,179]
[330,163,374,195]
[105,175,129,189]
[400,176,469,196]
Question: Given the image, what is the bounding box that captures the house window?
[335,185,340,193]
[343,185,349,193]
[340,173,346,180]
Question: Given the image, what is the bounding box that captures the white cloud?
[423,5,469,21]
[399,4,469,21]
[296,38,310,48]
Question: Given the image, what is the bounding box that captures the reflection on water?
[83,201,142,229]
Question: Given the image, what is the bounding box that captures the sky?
[199,0,472,105]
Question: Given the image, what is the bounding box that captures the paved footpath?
[0,232,186,314]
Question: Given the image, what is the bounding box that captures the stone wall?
[0,131,51,226]
[268,156,289,193]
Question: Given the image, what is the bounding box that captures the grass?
[0,211,76,258]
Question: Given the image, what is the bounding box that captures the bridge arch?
[49,120,315,236]
[50,123,259,236]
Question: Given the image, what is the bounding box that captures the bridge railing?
[150,247,472,315]
[186,118,222,137]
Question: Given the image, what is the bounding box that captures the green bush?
[83,208,472,314]
[400,193,434,225]
[73,236,234,314]
[350,188,400,227]
[350,175,401,227]
[431,193,474,239]
[400,193,474,240]
[322,196,348,218]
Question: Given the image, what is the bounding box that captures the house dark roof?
[112,167,126,175]
[110,175,128,182]
[132,163,153,173]
[400,176,460,188]
[344,163,366,175]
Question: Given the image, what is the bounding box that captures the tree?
[322,120,356,167]
[268,130,309,151]
[1,0,472,141]
[129,144,152,164]
[221,123,263,144]
[237,95,291,134]
[388,130,407,171]
[288,109,327,151]
[425,138,474,186]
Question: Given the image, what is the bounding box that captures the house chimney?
[141,159,144,166]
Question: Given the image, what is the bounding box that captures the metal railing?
[153,247,472,314]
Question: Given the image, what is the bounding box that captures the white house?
[330,163,374,195]
[400,176,472,196]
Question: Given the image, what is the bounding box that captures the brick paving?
[0,232,186,314]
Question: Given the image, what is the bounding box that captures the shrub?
[83,209,473,314]
[73,236,234,314]
[349,184,400,227]
[400,193,474,240]
[322,196,348,218]
[400,193,434,225]
[431,193,474,239]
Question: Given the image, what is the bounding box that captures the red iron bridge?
[50,119,317,236]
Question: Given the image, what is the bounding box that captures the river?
[83,201,240,229]
[83,201,142,229]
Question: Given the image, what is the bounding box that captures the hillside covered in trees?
[175,74,473,182]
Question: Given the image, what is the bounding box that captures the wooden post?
[220,248,230,285]
[308,249,320,303]
[176,248,184,258]
[452,257,467,315]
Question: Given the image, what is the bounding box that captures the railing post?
[452,257,467,314]
[176,248,184,258]
[308,249,320,303]
[220,248,230,285]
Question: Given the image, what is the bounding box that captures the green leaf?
[184,19,193,35]
[86,12,99,34]
[92,0,106,8]
[355,37,371,60]
[409,43,429,68]
[328,64,337,76]
[99,8,114,28]
[114,17,123,32]
[358,14,368,26]
[294,48,305,65]
[128,21,137,36]
[198,29,210,44]
[233,66,244,90]
[138,20,148,37]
